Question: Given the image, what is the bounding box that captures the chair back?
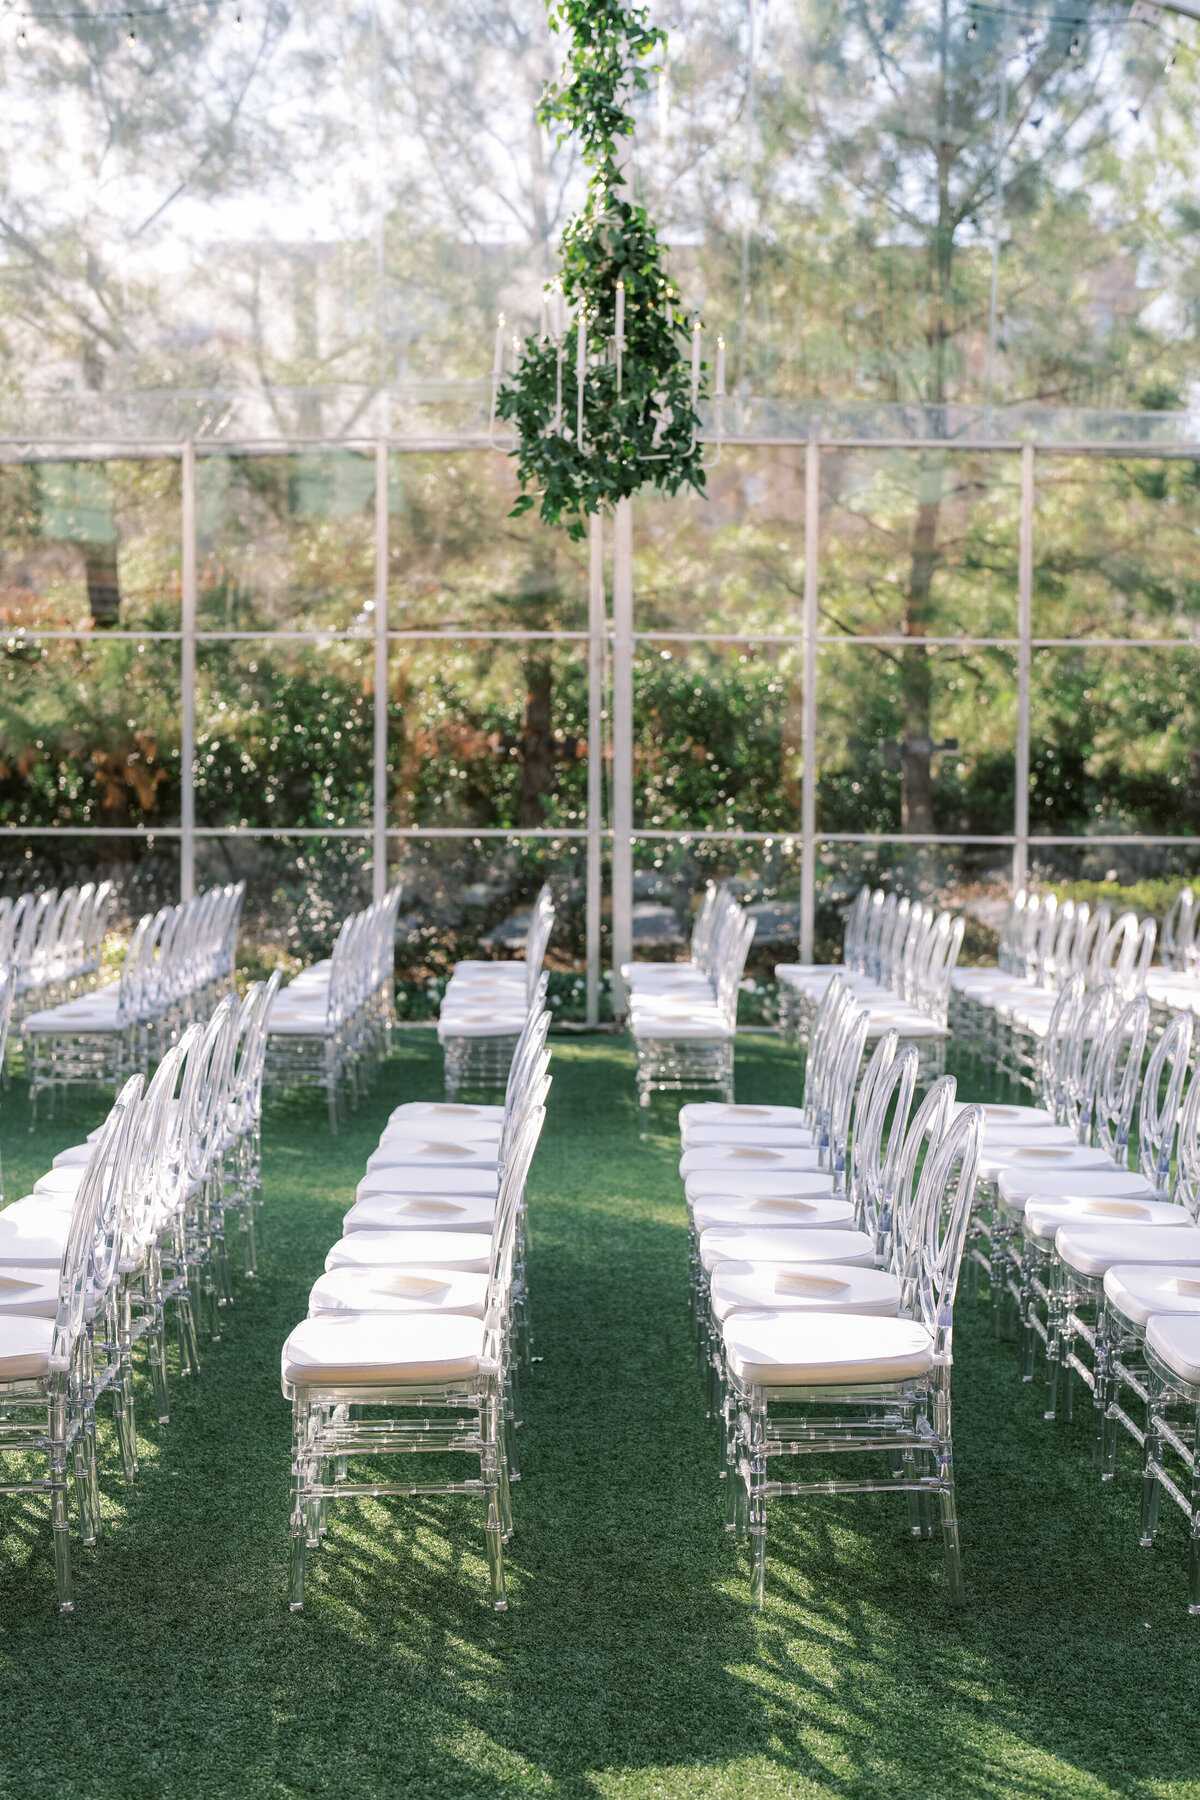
[1137,1010,1193,1196]
[1094,994,1151,1167]
[1161,888,1195,971]
[906,1105,985,1353]
[1039,972,1083,1119]
[885,1073,958,1271]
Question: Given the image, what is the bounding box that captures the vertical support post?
[373,437,389,903]
[799,436,819,964]
[586,512,605,1027]
[1013,442,1034,894]
[180,439,197,904]
[611,495,634,1019]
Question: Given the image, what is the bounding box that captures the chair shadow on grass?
[2,1034,1200,1799]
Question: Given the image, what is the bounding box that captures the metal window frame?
[5,431,1200,984]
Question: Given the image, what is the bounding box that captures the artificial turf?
[1,1030,1199,1800]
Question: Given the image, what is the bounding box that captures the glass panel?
[0,459,181,632]
[196,453,375,633]
[818,450,1020,639]
[388,452,588,633]
[0,833,179,930]
[816,644,1016,836]
[195,642,373,829]
[811,841,1013,967]
[0,640,181,828]
[195,836,374,979]
[633,447,807,634]
[390,838,588,1017]
[633,641,802,833]
[1034,457,1200,640]
[1030,646,1200,837]
[1028,842,1200,897]
[387,643,588,830]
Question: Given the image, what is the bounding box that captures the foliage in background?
[497,0,704,536]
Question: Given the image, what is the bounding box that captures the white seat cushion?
[685,1171,836,1205]
[268,1016,334,1037]
[723,1312,934,1387]
[0,1202,71,1266]
[710,1261,899,1321]
[698,1225,874,1273]
[691,1194,857,1234]
[1145,1313,1200,1388]
[0,1267,61,1317]
[680,1145,821,1179]
[952,1101,1058,1131]
[281,1313,488,1389]
[679,1102,807,1132]
[386,1101,505,1127]
[680,1125,815,1151]
[1054,1222,1200,1279]
[377,1120,502,1150]
[324,1231,493,1273]
[0,1315,55,1382]
[32,1167,85,1201]
[1103,1263,1200,1329]
[51,1143,94,1169]
[365,1141,500,1172]
[980,1144,1114,1185]
[1025,1197,1189,1243]
[437,1018,527,1041]
[308,1266,490,1319]
[354,1169,498,1202]
[631,1018,735,1041]
[998,1169,1158,1213]
[342,1193,497,1234]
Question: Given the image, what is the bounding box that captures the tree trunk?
[517,656,556,827]
[83,543,121,628]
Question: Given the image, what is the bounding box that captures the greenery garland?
[497,0,707,541]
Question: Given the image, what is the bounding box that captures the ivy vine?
[496,0,707,541]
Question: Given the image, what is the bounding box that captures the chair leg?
[50,1396,74,1614]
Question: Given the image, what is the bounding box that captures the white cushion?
[308,1266,490,1319]
[342,1193,496,1234]
[0,1203,71,1266]
[281,1313,488,1388]
[1025,1197,1189,1243]
[710,1261,899,1321]
[691,1194,857,1234]
[365,1141,500,1172]
[0,1267,61,1317]
[680,1102,807,1131]
[1054,1223,1200,1280]
[1145,1313,1200,1389]
[723,1312,934,1387]
[354,1168,498,1202]
[998,1169,1158,1213]
[437,1018,526,1041]
[952,1101,1058,1130]
[1103,1264,1200,1329]
[387,1101,505,1127]
[685,1171,836,1205]
[0,1315,55,1381]
[268,1016,334,1037]
[699,1224,872,1273]
[51,1143,94,1169]
[680,1145,821,1178]
[981,1144,1114,1183]
[680,1125,815,1151]
[631,1018,735,1041]
[377,1120,502,1149]
[324,1231,493,1273]
[33,1167,86,1201]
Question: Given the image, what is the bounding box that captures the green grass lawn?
[1,1031,1199,1800]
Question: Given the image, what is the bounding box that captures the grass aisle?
[1,1031,1199,1799]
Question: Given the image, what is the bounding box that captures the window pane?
[1034,457,1200,640]
[388,453,588,633]
[197,453,375,632]
[387,643,588,831]
[195,642,373,828]
[633,448,807,634]
[0,458,181,631]
[633,642,802,833]
[195,836,373,975]
[0,639,181,828]
[816,644,1016,836]
[1030,646,1200,837]
[0,832,179,925]
[819,450,1019,639]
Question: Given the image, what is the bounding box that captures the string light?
[1069,32,1080,51]
[17,25,27,40]
[966,19,978,38]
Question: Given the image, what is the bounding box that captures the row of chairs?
[625,885,757,1111]
[968,976,1200,1611]
[777,885,964,1078]
[0,975,278,1610]
[1,882,114,1021]
[21,884,245,1122]
[953,889,1154,1086]
[281,993,552,1612]
[437,883,555,1099]
[675,974,984,1608]
[265,884,404,1132]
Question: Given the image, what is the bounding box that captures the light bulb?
[966,21,977,40]
[127,20,136,44]
[17,27,27,43]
